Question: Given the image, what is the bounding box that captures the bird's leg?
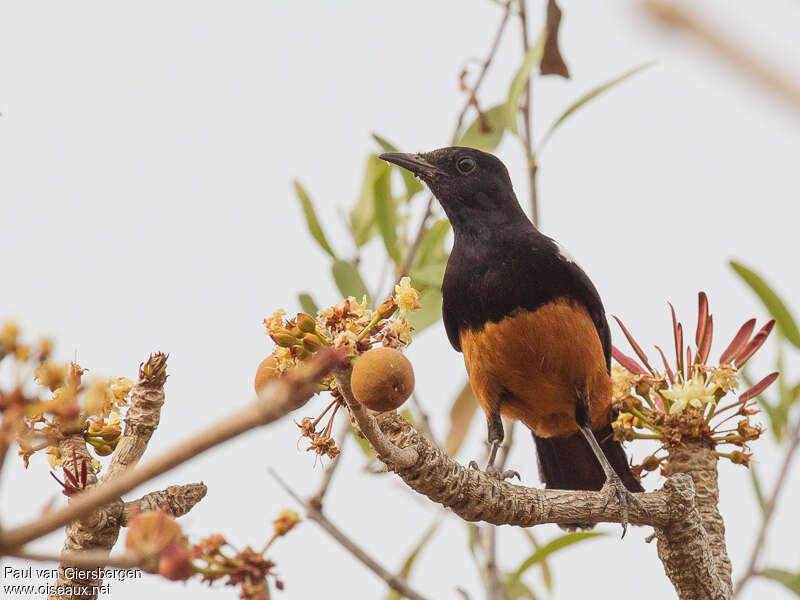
[577,424,645,537]
[469,410,520,481]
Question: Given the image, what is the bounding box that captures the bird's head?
[379,146,526,231]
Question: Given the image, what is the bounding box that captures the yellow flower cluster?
[261,280,422,379]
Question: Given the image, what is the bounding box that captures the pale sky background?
[2,1,799,599]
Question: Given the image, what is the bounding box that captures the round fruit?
[254,356,280,394]
[351,347,414,412]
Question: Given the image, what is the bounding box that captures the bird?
[380,146,644,534]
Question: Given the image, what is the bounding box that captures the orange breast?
[459,298,612,438]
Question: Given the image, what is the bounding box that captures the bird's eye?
[456,157,476,174]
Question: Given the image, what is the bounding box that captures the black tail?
[533,425,643,529]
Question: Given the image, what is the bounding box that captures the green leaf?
[374,163,401,263]
[350,155,388,247]
[504,574,538,600]
[522,529,552,591]
[372,133,424,199]
[749,463,766,515]
[409,261,447,289]
[406,288,442,334]
[458,104,507,152]
[444,381,479,457]
[413,219,451,268]
[331,259,370,304]
[509,532,603,586]
[731,261,800,348]
[759,569,800,595]
[293,180,336,258]
[385,522,440,600]
[506,28,547,134]
[537,62,655,153]
[298,293,319,316]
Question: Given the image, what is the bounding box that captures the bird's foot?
[599,474,647,538]
[468,460,520,482]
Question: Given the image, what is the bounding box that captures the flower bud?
[91,440,114,456]
[158,543,194,581]
[290,345,311,360]
[377,297,398,320]
[270,329,298,348]
[254,356,280,394]
[296,312,317,333]
[273,509,301,536]
[100,423,122,441]
[126,511,183,559]
[642,455,661,471]
[301,334,322,353]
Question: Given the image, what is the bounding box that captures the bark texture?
[335,369,733,600]
[49,357,205,600]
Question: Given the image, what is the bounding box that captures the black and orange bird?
[380,147,643,533]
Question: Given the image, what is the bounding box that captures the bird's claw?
[467,461,520,481]
[600,475,645,538]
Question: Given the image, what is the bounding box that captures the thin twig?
[269,468,432,600]
[643,0,800,110]
[452,0,515,140]
[0,351,342,553]
[392,0,515,289]
[410,392,439,447]
[518,0,539,225]
[735,416,800,596]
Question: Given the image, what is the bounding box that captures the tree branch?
[50,355,175,599]
[0,350,343,555]
[334,366,732,600]
[121,483,208,526]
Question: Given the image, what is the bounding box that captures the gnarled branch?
[334,368,732,600]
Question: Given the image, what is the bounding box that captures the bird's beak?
[379,152,439,178]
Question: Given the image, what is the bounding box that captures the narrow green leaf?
[413,219,451,268]
[444,381,479,457]
[731,261,800,348]
[406,288,442,334]
[537,62,655,153]
[506,28,548,134]
[749,464,766,515]
[293,180,336,258]
[349,155,388,247]
[759,569,800,595]
[298,293,319,316]
[374,164,401,263]
[523,529,552,591]
[458,104,507,152]
[504,575,538,600]
[372,133,424,199]
[510,532,603,585]
[409,261,447,289]
[385,522,440,600]
[331,259,370,304]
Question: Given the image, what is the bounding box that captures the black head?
[379,146,527,232]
